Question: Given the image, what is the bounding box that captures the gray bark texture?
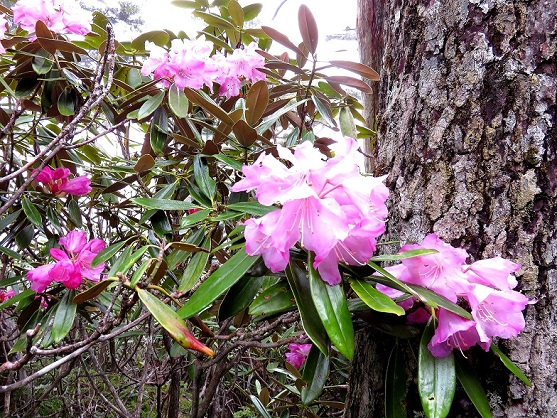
[347,0,556,417]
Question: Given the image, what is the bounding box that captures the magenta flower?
[26,230,106,292]
[464,257,521,291]
[13,0,91,37]
[0,289,15,303]
[232,137,389,285]
[34,166,91,196]
[286,343,312,368]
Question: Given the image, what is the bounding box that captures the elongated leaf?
[325,75,372,93]
[0,289,34,310]
[249,282,295,316]
[329,60,380,81]
[245,80,268,126]
[150,107,168,154]
[227,202,277,216]
[369,248,438,262]
[455,356,493,418]
[312,94,335,127]
[91,238,130,267]
[134,154,155,173]
[249,395,272,418]
[418,320,456,418]
[32,48,53,75]
[193,155,216,203]
[350,279,405,316]
[58,87,77,116]
[178,236,211,292]
[193,10,235,29]
[178,248,259,318]
[490,345,531,386]
[184,88,234,124]
[52,291,77,343]
[339,107,356,138]
[228,0,244,26]
[131,30,170,50]
[233,119,258,147]
[0,246,22,260]
[243,3,262,21]
[298,5,318,55]
[73,279,114,304]
[138,91,165,120]
[308,259,354,360]
[168,83,189,118]
[261,26,305,57]
[301,345,330,405]
[219,276,264,319]
[137,287,213,356]
[22,197,42,227]
[385,343,407,418]
[132,198,199,211]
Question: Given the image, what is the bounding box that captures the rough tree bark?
[347,0,556,417]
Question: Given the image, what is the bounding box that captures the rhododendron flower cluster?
[34,166,91,196]
[12,0,91,36]
[381,234,531,357]
[232,137,389,285]
[26,230,106,292]
[285,343,312,368]
[141,40,265,98]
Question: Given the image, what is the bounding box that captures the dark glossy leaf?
[309,262,354,360]
[350,279,405,316]
[245,80,269,126]
[168,83,189,118]
[418,320,456,418]
[193,155,216,203]
[150,107,169,154]
[73,279,113,304]
[249,395,272,418]
[138,90,165,120]
[455,356,493,418]
[16,225,34,250]
[227,201,277,216]
[21,197,42,227]
[32,49,53,75]
[58,87,77,116]
[385,343,407,418]
[137,287,214,356]
[325,75,372,93]
[184,88,234,124]
[261,26,305,56]
[219,276,264,319]
[312,94,335,127]
[233,119,258,147]
[132,198,199,211]
[178,236,211,292]
[285,261,328,354]
[298,5,318,55]
[134,154,155,173]
[301,345,330,405]
[91,239,129,267]
[329,60,380,81]
[178,248,259,318]
[67,199,82,228]
[52,291,77,343]
[490,345,531,386]
[249,282,295,316]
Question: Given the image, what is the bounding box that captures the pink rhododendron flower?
[285,343,312,368]
[379,234,531,357]
[141,40,265,98]
[13,0,91,37]
[26,230,106,292]
[0,14,8,54]
[232,137,389,285]
[0,289,15,302]
[34,166,91,196]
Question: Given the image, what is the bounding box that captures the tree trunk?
[348,0,556,416]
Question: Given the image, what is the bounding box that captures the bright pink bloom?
[428,308,488,357]
[285,343,312,368]
[13,0,91,36]
[464,257,520,291]
[34,166,91,196]
[0,289,15,302]
[233,137,389,285]
[26,230,106,292]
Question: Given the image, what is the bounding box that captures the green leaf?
[312,94,335,127]
[91,238,130,268]
[178,236,211,292]
[58,87,77,116]
[385,343,407,418]
[21,197,42,227]
[285,261,328,355]
[16,225,34,250]
[490,345,531,386]
[0,245,22,261]
[308,261,354,360]
[350,279,405,316]
[32,49,53,75]
[249,282,295,316]
[227,202,277,217]
[178,248,259,318]
[168,83,189,118]
[136,287,214,356]
[369,248,438,262]
[219,276,264,319]
[73,279,114,304]
[52,291,77,344]
[0,289,34,310]
[67,199,82,227]
[455,356,493,418]
[228,0,244,26]
[150,107,169,154]
[339,107,356,138]
[132,198,200,211]
[131,30,170,50]
[243,3,262,21]
[116,245,149,276]
[249,395,272,418]
[193,10,235,29]
[193,155,216,203]
[418,320,456,418]
[138,91,165,120]
[301,345,330,405]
